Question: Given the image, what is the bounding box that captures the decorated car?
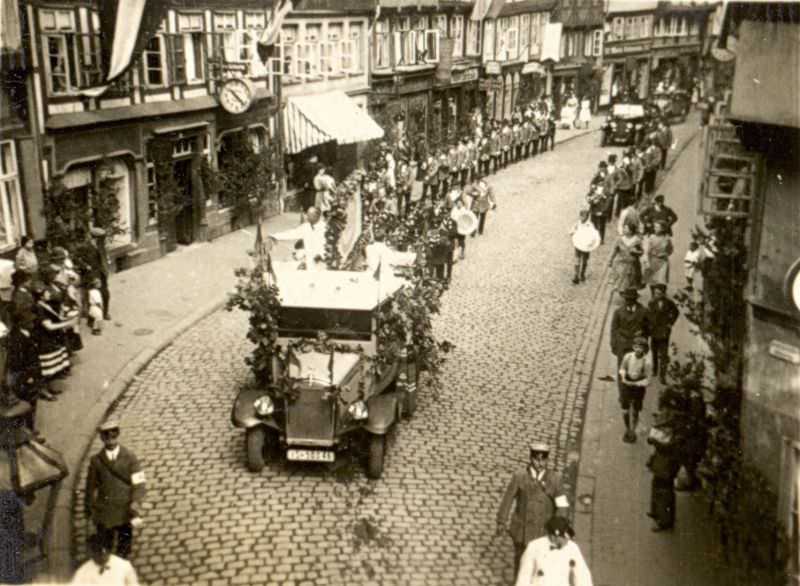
[230,269,423,478]
[601,103,649,146]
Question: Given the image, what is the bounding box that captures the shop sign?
[397,76,433,95]
[451,68,479,85]
[522,62,546,76]
[479,77,503,91]
[485,61,501,75]
[605,43,650,55]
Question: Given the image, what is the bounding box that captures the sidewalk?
[33,121,601,583]
[573,127,735,585]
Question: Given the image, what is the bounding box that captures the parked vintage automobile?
[231,269,421,478]
[652,90,691,122]
[601,103,649,146]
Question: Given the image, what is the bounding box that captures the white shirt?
[71,556,139,585]
[104,446,120,462]
[271,220,328,271]
[515,537,593,586]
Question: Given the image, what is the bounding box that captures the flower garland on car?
[324,171,365,269]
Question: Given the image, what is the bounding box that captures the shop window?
[467,19,481,56]
[374,20,391,70]
[0,141,25,251]
[144,30,168,87]
[451,14,464,58]
[173,138,194,157]
[178,13,205,83]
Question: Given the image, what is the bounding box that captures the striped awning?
[283,91,384,155]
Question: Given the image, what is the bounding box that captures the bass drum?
[455,209,479,236]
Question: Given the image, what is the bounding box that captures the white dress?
[579,99,592,124]
[515,537,593,586]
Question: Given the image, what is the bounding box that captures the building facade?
[368,0,479,151]
[19,0,283,269]
[479,0,556,122]
[550,0,604,111]
[278,0,377,207]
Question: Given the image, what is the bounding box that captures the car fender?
[232,387,273,429]
[364,392,397,435]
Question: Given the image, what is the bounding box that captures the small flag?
[372,255,382,281]
[327,348,335,386]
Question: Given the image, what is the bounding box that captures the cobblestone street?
[72,126,689,586]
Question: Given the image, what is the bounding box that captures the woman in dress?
[608,222,644,294]
[34,283,77,383]
[643,220,674,287]
[579,95,592,129]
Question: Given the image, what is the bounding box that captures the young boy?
[683,240,701,290]
[570,209,601,284]
[618,336,652,443]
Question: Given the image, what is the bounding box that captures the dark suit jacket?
[75,241,107,277]
[85,446,146,528]
[497,468,566,544]
[610,303,650,357]
[648,298,679,340]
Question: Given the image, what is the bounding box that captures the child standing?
[618,336,652,443]
[683,240,702,290]
[570,209,601,284]
[87,277,105,335]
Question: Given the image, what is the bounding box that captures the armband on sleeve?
[555,495,569,508]
[131,471,146,485]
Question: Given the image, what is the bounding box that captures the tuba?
[455,209,479,236]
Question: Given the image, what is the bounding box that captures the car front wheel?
[246,427,266,473]
[366,433,386,479]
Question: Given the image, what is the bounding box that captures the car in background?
[652,90,691,122]
[601,103,649,146]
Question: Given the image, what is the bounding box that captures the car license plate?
[287,449,335,463]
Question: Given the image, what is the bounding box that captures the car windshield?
[612,104,645,118]
[277,307,373,341]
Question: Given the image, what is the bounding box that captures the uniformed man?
[448,142,461,191]
[85,420,146,559]
[467,137,479,185]
[512,120,523,162]
[422,153,439,203]
[490,129,502,174]
[437,147,451,196]
[497,442,569,576]
[457,137,469,188]
[610,287,650,372]
[501,121,513,168]
[479,135,491,179]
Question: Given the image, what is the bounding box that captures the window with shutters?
[214,13,239,63]
[0,141,25,251]
[507,17,519,60]
[281,25,298,79]
[451,15,464,58]
[425,29,440,62]
[519,14,530,57]
[146,162,158,226]
[434,14,447,38]
[414,15,428,59]
[39,9,79,95]
[374,19,391,69]
[466,19,481,56]
[483,20,494,61]
[496,18,509,61]
[243,13,266,77]
[592,29,603,56]
[321,23,341,74]
[529,13,540,56]
[178,13,205,83]
[346,23,363,72]
[144,31,168,87]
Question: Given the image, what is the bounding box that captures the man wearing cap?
[85,420,146,558]
[497,442,569,575]
[647,283,679,384]
[515,516,593,586]
[610,287,649,372]
[640,194,678,236]
[618,336,652,442]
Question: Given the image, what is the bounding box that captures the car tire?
[246,427,266,473]
[404,384,418,418]
[366,433,385,479]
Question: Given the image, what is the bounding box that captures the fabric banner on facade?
[470,0,493,21]
[283,91,384,154]
[541,23,562,63]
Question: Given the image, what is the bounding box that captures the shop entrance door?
[174,158,194,245]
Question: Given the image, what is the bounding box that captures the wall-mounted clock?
[218,77,255,114]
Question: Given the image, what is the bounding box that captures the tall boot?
[572,264,581,285]
[580,258,588,282]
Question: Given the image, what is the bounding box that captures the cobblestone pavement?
[72,127,685,586]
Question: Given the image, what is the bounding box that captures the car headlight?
[347,400,368,421]
[254,395,275,416]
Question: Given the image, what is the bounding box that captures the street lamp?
[0,380,69,582]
